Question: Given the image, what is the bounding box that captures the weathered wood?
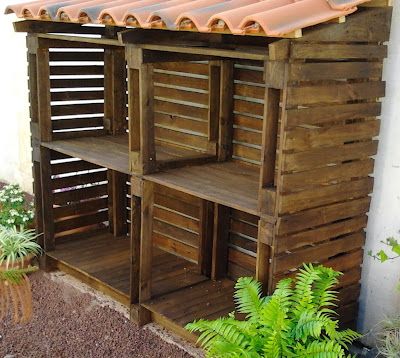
[198,200,214,276]
[130,195,141,307]
[256,219,271,294]
[212,205,230,280]
[108,170,128,237]
[208,61,220,150]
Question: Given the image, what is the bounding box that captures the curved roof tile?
[6,0,372,37]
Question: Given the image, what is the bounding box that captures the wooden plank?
[155,126,209,151]
[287,82,385,106]
[277,196,371,235]
[153,220,198,248]
[49,51,104,62]
[212,205,230,280]
[155,100,208,121]
[51,90,104,102]
[108,170,128,237]
[198,200,214,276]
[52,117,104,130]
[218,61,234,161]
[228,248,256,271]
[154,62,209,76]
[15,20,107,35]
[53,184,108,206]
[256,219,271,294]
[153,206,199,232]
[52,170,107,190]
[37,48,52,142]
[284,120,380,151]
[298,7,392,43]
[40,147,55,251]
[53,197,108,220]
[290,43,387,60]
[283,141,378,172]
[55,210,108,233]
[130,195,142,316]
[234,68,264,84]
[234,83,265,100]
[234,99,264,117]
[50,78,104,89]
[155,113,207,135]
[286,102,382,127]
[153,232,198,263]
[153,72,208,91]
[289,62,383,81]
[50,65,104,76]
[281,159,374,192]
[51,103,104,116]
[154,86,208,106]
[278,177,374,214]
[208,61,220,147]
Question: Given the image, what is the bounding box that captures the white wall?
[359,2,400,334]
[1,0,400,335]
[0,1,33,193]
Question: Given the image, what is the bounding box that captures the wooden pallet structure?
[16,2,392,341]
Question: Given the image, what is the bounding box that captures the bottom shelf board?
[143,279,236,330]
[46,232,208,306]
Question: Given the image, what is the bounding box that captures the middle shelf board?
[145,161,260,215]
[42,134,214,175]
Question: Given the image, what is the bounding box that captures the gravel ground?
[0,271,194,358]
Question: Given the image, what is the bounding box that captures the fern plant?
[186,264,360,358]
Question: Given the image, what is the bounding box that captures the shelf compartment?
[42,134,215,175]
[145,161,260,215]
[143,279,236,342]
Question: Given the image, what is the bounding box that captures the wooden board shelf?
[46,232,207,306]
[145,162,260,215]
[42,134,215,174]
[143,279,236,342]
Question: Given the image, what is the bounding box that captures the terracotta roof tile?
[6,0,372,37]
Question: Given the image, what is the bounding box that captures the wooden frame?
[19,4,392,341]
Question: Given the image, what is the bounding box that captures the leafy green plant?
[368,237,400,263]
[0,184,34,229]
[0,226,41,268]
[186,264,360,358]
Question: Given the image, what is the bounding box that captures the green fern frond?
[312,266,341,310]
[0,266,38,284]
[331,328,361,349]
[295,340,345,357]
[234,277,265,321]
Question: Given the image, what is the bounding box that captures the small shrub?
[0,184,34,229]
[186,264,360,358]
[376,317,400,358]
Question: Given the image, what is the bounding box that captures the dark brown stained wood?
[283,120,380,151]
[50,90,104,102]
[290,43,387,60]
[256,222,271,293]
[155,100,208,121]
[37,48,52,142]
[259,87,280,213]
[49,51,104,62]
[145,162,261,216]
[15,20,107,35]
[287,82,385,106]
[53,197,108,220]
[55,210,108,233]
[283,141,378,172]
[154,87,208,106]
[153,206,199,232]
[232,145,261,163]
[104,48,127,135]
[286,102,382,127]
[130,195,141,306]
[42,135,130,174]
[50,65,104,76]
[234,99,264,117]
[50,78,104,89]
[155,113,208,135]
[52,117,104,131]
[108,170,128,237]
[153,220,198,248]
[208,61,220,146]
[154,62,209,76]
[153,232,198,263]
[140,181,154,303]
[212,205,230,280]
[228,248,256,271]
[234,83,265,100]
[234,114,263,131]
[218,61,234,161]
[32,162,44,244]
[155,194,199,220]
[281,159,375,193]
[289,62,383,82]
[52,170,107,190]
[277,196,371,236]
[155,127,209,151]
[53,183,108,206]
[51,103,104,117]
[37,33,121,48]
[52,130,106,141]
[299,7,392,42]
[233,128,262,146]
[273,232,365,273]
[198,200,214,276]
[234,67,264,84]
[275,215,367,254]
[154,72,208,91]
[40,147,55,251]
[279,177,374,214]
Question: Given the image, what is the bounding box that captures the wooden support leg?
[40,147,55,252]
[108,170,128,237]
[256,218,274,294]
[198,200,214,276]
[211,204,230,280]
[207,61,220,155]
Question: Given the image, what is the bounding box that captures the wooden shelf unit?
[22,6,392,341]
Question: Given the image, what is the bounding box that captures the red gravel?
[0,271,193,358]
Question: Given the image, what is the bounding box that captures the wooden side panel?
[153,62,213,153]
[232,62,264,165]
[272,41,386,326]
[49,48,106,140]
[227,209,259,281]
[152,184,202,264]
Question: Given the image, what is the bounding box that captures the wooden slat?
[55,210,108,233]
[50,65,104,76]
[155,113,207,135]
[287,82,385,106]
[155,126,208,150]
[153,72,208,91]
[154,86,208,105]
[234,68,264,84]
[51,78,104,89]
[155,100,208,120]
[234,99,264,117]
[153,219,199,248]
[52,170,107,190]
[154,62,209,76]
[53,197,108,220]
[52,103,104,116]
[153,206,199,232]
[51,90,104,102]
[49,51,104,62]
[53,184,108,206]
[52,117,104,130]
[153,232,198,263]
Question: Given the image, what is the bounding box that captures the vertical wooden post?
[211,204,230,280]
[218,61,234,161]
[40,147,55,252]
[207,61,220,155]
[104,48,127,135]
[108,170,128,237]
[256,219,274,294]
[126,46,156,175]
[198,200,214,276]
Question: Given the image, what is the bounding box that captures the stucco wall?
[1,0,400,334]
[359,2,400,334]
